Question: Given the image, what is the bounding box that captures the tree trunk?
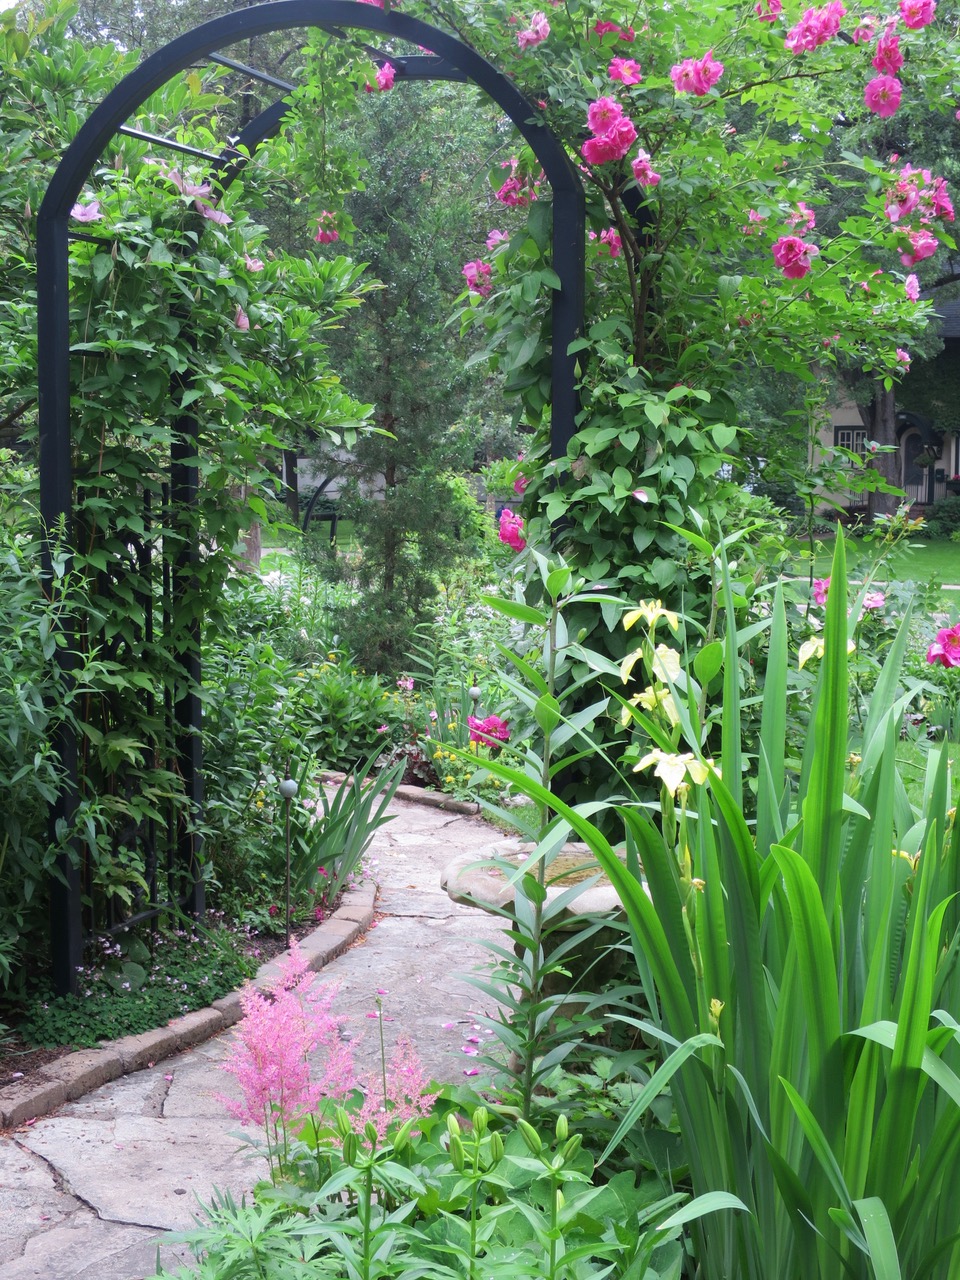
[282,449,299,525]
[859,384,900,519]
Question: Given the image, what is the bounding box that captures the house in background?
[821,298,960,513]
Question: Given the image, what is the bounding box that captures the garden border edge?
[0,879,378,1130]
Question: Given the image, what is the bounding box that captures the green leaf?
[693,640,723,685]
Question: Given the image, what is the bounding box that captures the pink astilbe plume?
[220,944,353,1146]
[353,1036,439,1143]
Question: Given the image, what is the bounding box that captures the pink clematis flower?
[609,57,643,84]
[865,74,902,117]
[498,508,526,552]
[900,0,936,27]
[928,623,960,667]
[70,199,102,222]
[772,234,819,279]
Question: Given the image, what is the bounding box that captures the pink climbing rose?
[315,211,339,243]
[609,56,642,84]
[872,30,904,74]
[600,227,623,257]
[755,0,783,19]
[631,148,661,186]
[865,75,902,117]
[462,259,492,296]
[517,11,550,49]
[905,273,920,300]
[784,2,847,53]
[900,0,936,27]
[862,591,886,610]
[486,229,508,250]
[498,508,526,552]
[928,623,960,667]
[900,227,939,266]
[587,96,624,133]
[375,61,395,90]
[467,714,511,745]
[670,50,724,95]
[772,234,819,278]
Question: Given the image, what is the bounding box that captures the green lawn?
[801,537,960,589]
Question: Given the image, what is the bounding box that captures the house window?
[835,427,867,456]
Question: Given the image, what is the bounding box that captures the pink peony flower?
[498,508,526,552]
[772,234,819,279]
[927,623,960,667]
[905,273,920,300]
[865,74,902,117]
[755,0,783,18]
[813,577,830,606]
[631,148,662,186]
[462,259,492,296]
[375,61,395,91]
[900,0,936,27]
[70,199,102,222]
[609,57,643,84]
[315,211,339,244]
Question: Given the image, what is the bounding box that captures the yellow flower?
[444,776,455,784]
[624,600,680,633]
[433,750,443,760]
[798,635,856,668]
[652,644,682,683]
[447,723,456,731]
[846,752,862,767]
[637,684,680,726]
[634,748,717,796]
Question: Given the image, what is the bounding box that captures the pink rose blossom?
[375,61,395,90]
[70,199,102,222]
[514,474,528,495]
[315,211,339,244]
[862,591,886,610]
[486,229,509,250]
[600,227,622,257]
[905,273,920,300]
[755,0,783,19]
[631,149,661,186]
[244,253,265,271]
[865,75,902,117]
[872,31,904,74]
[498,508,526,552]
[594,19,635,40]
[587,96,624,133]
[772,234,819,279]
[670,50,725,95]
[517,10,550,49]
[467,713,511,745]
[581,112,637,164]
[462,259,492,296]
[900,227,939,266]
[609,57,643,84]
[895,347,911,368]
[900,0,935,27]
[928,623,960,667]
[784,2,847,52]
[853,15,879,41]
[787,201,817,231]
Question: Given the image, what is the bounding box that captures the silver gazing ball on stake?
[468,684,482,703]
[278,776,299,948]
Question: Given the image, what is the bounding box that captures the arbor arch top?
[36,2,585,993]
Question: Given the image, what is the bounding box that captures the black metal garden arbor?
[36,1,585,994]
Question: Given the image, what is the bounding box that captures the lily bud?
[518,1119,543,1155]
[555,1114,569,1142]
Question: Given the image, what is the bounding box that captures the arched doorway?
[36,2,586,992]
